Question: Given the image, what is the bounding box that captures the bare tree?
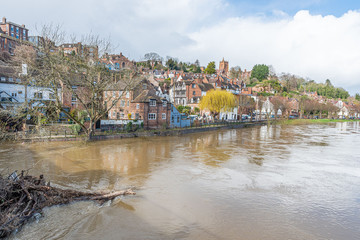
[257,96,265,121]
[14,25,139,140]
[238,95,255,121]
[229,66,242,79]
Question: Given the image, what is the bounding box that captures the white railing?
[100,119,143,125]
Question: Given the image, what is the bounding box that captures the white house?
[0,77,61,111]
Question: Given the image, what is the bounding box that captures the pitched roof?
[198,83,214,92]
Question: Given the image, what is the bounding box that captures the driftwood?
[0,171,135,238]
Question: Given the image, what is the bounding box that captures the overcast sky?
[2,0,360,94]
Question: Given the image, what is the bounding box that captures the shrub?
[126,122,133,132]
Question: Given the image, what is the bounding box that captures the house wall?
[186,83,202,104]
[0,82,60,110]
[104,90,171,129]
[61,85,89,110]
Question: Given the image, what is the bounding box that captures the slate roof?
[198,83,214,92]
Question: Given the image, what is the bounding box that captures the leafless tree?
[13,25,140,140]
[229,66,242,79]
[238,95,255,121]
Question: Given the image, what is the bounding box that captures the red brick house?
[0,17,29,55]
[104,79,171,129]
[100,52,135,70]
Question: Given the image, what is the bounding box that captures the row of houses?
[1,17,359,131]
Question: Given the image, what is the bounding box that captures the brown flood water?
[1,122,360,240]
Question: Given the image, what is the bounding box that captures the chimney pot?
[2,17,6,24]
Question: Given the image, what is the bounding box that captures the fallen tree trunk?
[0,171,135,238]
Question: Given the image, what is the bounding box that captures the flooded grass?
[278,119,360,125]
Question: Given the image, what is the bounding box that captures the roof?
[198,83,214,92]
[132,89,163,103]
[131,79,167,103]
[1,21,28,30]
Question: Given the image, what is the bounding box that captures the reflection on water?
[1,122,360,240]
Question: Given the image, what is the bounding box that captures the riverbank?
[14,121,267,143]
[5,118,359,143]
[276,118,360,125]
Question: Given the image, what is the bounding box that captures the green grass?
[278,119,360,125]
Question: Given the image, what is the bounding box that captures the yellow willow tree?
[199,89,237,120]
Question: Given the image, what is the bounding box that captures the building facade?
[104,79,171,129]
[219,58,229,76]
[0,17,29,55]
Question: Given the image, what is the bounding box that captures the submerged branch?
[0,172,135,238]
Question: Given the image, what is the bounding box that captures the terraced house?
[0,17,29,55]
[104,79,171,129]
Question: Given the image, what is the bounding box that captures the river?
[1,122,360,240]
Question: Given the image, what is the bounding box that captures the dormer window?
[143,84,147,89]
[162,101,167,107]
[150,99,156,106]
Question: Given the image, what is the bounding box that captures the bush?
[70,124,81,135]
[126,122,133,132]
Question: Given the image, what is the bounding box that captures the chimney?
[21,24,25,28]
[2,17,6,24]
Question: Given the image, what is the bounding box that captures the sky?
[2,0,360,94]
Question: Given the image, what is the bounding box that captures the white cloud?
[172,10,360,94]
[1,1,360,93]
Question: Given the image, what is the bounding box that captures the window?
[49,93,55,99]
[136,104,140,109]
[113,91,116,97]
[162,101,167,107]
[11,26,14,32]
[120,113,124,118]
[193,91,196,95]
[1,77,5,81]
[120,100,125,107]
[112,111,116,118]
[34,92,43,99]
[192,84,196,88]
[18,91,22,94]
[142,84,147,89]
[8,78,13,82]
[11,93,17,97]
[135,113,139,119]
[148,113,156,120]
[126,91,130,98]
[150,99,156,106]
[162,113,166,119]
[104,91,107,97]
[116,112,120,119]
[127,100,129,106]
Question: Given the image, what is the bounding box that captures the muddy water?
[1,122,360,240]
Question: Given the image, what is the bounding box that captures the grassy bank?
[277,119,360,125]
